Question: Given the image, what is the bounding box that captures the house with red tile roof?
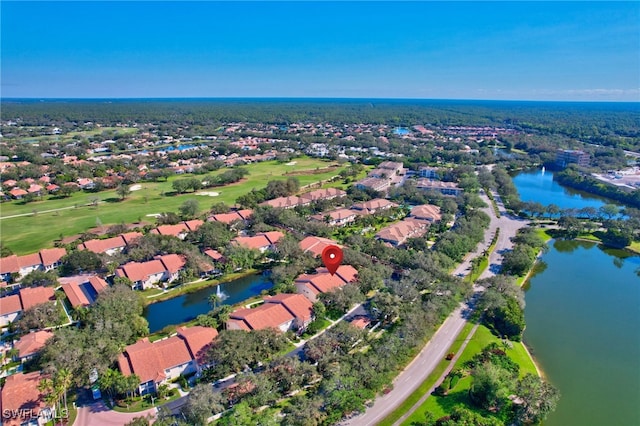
[13,330,53,361]
[156,254,186,283]
[351,198,398,215]
[354,177,391,192]
[151,223,190,239]
[19,287,55,311]
[115,255,185,290]
[260,196,304,209]
[184,219,204,232]
[227,303,296,333]
[375,218,430,246]
[121,232,143,245]
[410,204,442,222]
[232,231,284,253]
[0,294,22,327]
[310,208,359,227]
[118,326,217,395]
[298,188,346,202]
[264,293,314,330]
[8,188,28,199]
[60,275,109,308]
[77,235,128,255]
[0,248,67,281]
[298,236,342,258]
[0,372,53,426]
[115,260,166,290]
[208,209,253,224]
[295,265,358,302]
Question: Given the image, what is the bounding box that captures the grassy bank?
[401,325,538,425]
[378,322,475,426]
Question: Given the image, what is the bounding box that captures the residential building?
[354,177,391,192]
[375,218,431,246]
[227,303,295,332]
[115,260,167,290]
[208,209,253,224]
[298,236,342,258]
[310,208,358,227]
[419,166,440,179]
[117,326,218,395]
[77,232,142,255]
[13,330,53,362]
[556,149,590,168]
[0,248,67,281]
[19,287,55,311]
[295,265,358,302]
[232,231,284,253]
[0,294,22,327]
[60,275,109,308]
[410,204,442,222]
[415,179,463,196]
[350,198,398,215]
[0,372,53,426]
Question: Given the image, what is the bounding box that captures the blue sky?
[2,1,639,101]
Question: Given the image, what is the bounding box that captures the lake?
[523,240,640,426]
[144,273,273,333]
[512,169,622,211]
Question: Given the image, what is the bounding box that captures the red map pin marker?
[321,245,343,276]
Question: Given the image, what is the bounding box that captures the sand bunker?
[196,191,220,197]
[145,213,162,217]
[130,184,142,191]
[285,161,297,166]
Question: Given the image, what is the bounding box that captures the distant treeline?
[2,98,639,148]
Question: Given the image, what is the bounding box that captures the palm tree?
[208,294,221,311]
[54,369,73,415]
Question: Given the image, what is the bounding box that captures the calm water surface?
[512,169,622,211]
[144,273,273,333]
[524,240,640,426]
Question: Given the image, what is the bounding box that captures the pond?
[144,273,273,333]
[512,169,623,211]
[523,240,640,426]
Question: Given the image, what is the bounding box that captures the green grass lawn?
[378,322,475,426]
[402,325,538,425]
[1,157,347,254]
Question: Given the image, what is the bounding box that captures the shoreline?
[142,269,259,306]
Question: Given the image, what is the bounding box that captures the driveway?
[74,398,156,426]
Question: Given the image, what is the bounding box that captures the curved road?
[344,192,529,425]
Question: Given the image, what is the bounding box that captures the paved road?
[343,191,529,426]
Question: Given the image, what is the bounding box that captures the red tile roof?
[0,294,22,315]
[14,330,53,358]
[18,253,41,268]
[410,204,442,222]
[0,372,48,426]
[78,236,126,253]
[89,276,109,293]
[0,255,20,274]
[298,236,342,258]
[118,336,193,384]
[176,326,218,364]
[121,232,143,244]
[265,293,313,323]
[152,223,189,237]
[204,249,223,261]
[157,254,186,274]
[116,260,165,283]
[184,220,204,232]
[62,282,91,308]
[19,287,55,310]
[209,212,244,224]
[229,303,294,331]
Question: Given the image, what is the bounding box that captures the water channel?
[513,170,640,425]
[143,273,273,333]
